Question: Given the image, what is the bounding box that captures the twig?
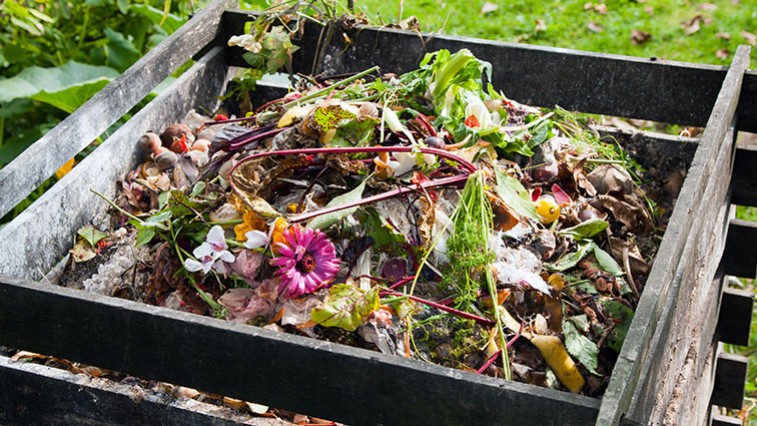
[622,246,640,299]
[282,66,381,109]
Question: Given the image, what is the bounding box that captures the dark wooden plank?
[737,70,757,133]
[0,276,601,426]
[222,10,742,129]
[716,285,755,347]
[731,143,757,206]
[710,352,748,410]
[711,413,744,426]
[0,47,229,280]
[0,356,277,426]
[0,0,239,219]
[720,219,757,279]
[597,46,750,426]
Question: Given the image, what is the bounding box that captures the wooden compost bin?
[1,1,756,424]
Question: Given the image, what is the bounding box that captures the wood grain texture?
[0,0,239,219]
[0,276,601,426]
[710,352,748,410]
[597,45,750,426]
[0,356,284,426]
[0,47,229,280]
[716,285,755,347]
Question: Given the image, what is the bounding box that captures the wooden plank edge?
[0,47,229,280]
[0,0,239,219]
[0,276,600,426]
[710,412,745,425]
[716,284,755,347]
[710,352,748,410]
[0,355,280,426]
[596,45,750,426]
[720,218,757,279]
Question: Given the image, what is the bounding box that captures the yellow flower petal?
[55,158,75,180]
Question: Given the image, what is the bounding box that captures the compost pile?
[66,48,668,397]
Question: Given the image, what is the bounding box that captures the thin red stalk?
[476,350,501,374]
[387,276,415,290]
[204,116,257,126]
[230,146,478,175]
[255,98,285,113]
[381,289,495,326]
[506,321,524,349]
[229,127,287,151]
[289,174,468,224]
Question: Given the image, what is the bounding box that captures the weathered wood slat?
[0,0,239,219]
[0,47,229,280]
[597,45,750,426]
[711,412,744,425]
[716,285,755,347]
[0,356,281,426]
[710,352,748,410]
[720,219,757,278]
[0,276,601,426]
[221,10,757,132]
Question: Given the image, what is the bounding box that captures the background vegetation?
[1,0,755,420]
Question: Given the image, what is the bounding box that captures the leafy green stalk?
[445,171,510,379]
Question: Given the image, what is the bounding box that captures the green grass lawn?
[352,0,757,65]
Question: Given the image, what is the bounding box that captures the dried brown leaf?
[716,32,732,40]
[683,15,701,35]
[716,48,730,59]
[584,2,593,11]
[480,2,498,14]
[587,21,605,33]
[644,6,654,15]
[697,3,718,11]
[741,30,757,46]
[630,29,651,45]
[594,3,608,14]
[535,19,547,32]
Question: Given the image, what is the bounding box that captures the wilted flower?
[272,225,340,298]
[184,225,235,274]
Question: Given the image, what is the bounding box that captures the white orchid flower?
[184,225,235,274]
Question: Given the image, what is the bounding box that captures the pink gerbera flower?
[272,225,340,299]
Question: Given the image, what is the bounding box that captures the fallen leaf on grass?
[683,15,702,35]
[593,3,608,14]
[716,32,732,40]
[742,30,757,46]
[535,19,547,32]
[630,29,651,45]
[583,2,593,10]
[480,2,498,14]
[644,6,654,15]
[716,48,730,59]
[697,3,718,11]
[587,21,605,33]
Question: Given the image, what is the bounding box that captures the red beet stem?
[381,289,495,326]
[289,174,468,224]
[387,276,416,290]
[476,350,501,374]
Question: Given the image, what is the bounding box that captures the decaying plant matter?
[64,46,672,398]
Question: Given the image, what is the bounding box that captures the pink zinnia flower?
[273,225,340,299]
